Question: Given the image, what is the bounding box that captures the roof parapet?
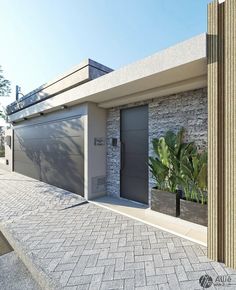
[6,59,113,115]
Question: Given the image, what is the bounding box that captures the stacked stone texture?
[106,88,208,202]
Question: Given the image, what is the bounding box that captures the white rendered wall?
[84,103,107,200]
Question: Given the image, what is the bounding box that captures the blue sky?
[0,0,211,108]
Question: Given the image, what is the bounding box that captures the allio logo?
[199,274,213,288]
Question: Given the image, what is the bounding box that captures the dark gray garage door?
[13,116,84,196]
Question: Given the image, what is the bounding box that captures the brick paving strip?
[0,168,236,290]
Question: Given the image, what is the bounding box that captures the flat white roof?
[8,33,207,122]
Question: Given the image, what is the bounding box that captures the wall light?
[61,105,68,110]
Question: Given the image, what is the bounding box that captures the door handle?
[120,141,125,171]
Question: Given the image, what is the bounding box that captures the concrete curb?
[0,223,62,290]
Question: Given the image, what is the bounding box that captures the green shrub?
[149,128,207,204]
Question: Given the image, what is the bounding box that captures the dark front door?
[120,105,148,204]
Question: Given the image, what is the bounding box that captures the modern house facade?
[5,34,207,203]
[4,0,236,269]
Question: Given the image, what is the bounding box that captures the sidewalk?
[0,168,236,290]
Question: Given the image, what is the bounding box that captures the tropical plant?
[149,128,208,204]
[149,128,193,193]
[180,150,208,204]
[149,138,170,191]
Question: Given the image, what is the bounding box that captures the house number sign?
[94,137,105,146]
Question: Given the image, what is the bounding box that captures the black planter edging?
[179,199,208,227]
[151,188,180,217]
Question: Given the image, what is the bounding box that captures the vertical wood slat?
[208,0,236,269]
[207,0,219,262]
[224,0,236,269]
[217,0,225,263]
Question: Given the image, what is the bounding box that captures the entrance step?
[91,196,207,246]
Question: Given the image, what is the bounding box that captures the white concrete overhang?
[8,33,207,123]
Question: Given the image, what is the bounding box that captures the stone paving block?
[181,258,194,272]
[210,261,227,276]
[115,257,125,271]
[174,265,188,281]
[124,278,135,290]
[71,256,90,277]
[180,280,205,290]
[145,261,156,276]
[47,258,62,272]
[100,279,124,290]
[186,270,206,280]
[64,286,77,290]
[170,252,187,259]
[167,273,180,290]
[55,263,77,272]
[135,269,146,287]
[146,275,167,286]
[59,270,72,287]
[77,284,90,290]
[135,254,153,262]
[163,258,181,267]
[114,269,135,280]
[1,169,236,290]
[156,266,175,275]
[160,248,170,260]
[136,286,157,290]
[103,265,115,281]
[125,251,134,263]
[83,266,104,275]
[153,254,164,267]
[193,262,214,271]
[159,283,171,290]
[125,262,144,270]
[67,275,92,286]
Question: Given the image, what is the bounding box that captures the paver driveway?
[0,168,236,290]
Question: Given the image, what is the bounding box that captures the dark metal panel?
[121,130,148,155]
[14,117,84,139]
[121,105,148,131]
[121,176,148,204]
[121,154,148,179]
[14,136,84,156]
[14,161,40,180]
[120,105,148,204]
[13,116,84,196]
[40,155,84,195]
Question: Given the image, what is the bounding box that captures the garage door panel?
[14,150,42,166]
[15,118,83,140]
[13,116,84,196]
[14,136,84,156]
[40,154,84,181]
[14,161,40,180]
[41,155,84,195]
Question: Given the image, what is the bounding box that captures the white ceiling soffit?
[99,75,206,108]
